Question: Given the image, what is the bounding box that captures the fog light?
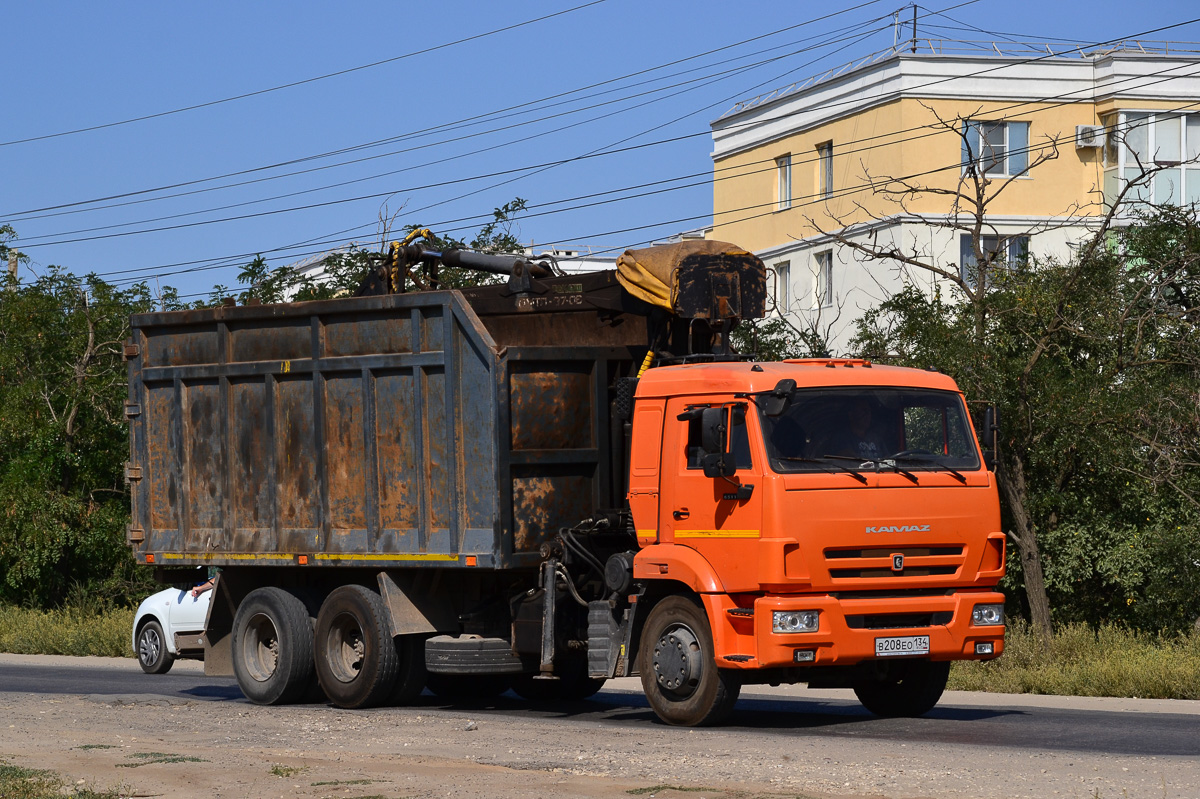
[971,603,1004,626]
[773,610,819,633]
[975,642,994,655]
[793,649,816,663]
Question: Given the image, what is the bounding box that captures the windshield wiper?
[888,452,968,484]
[775,456,869,485]
[823,454,920,484]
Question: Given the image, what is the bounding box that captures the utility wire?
[1,0,892,218]
[0,1,610,149]
[20,31,1200,254]
[9,19,894,239]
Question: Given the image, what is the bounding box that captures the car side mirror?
[763,378,796,417]
[699,407,736,478]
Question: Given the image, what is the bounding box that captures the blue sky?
[4,1,1199,300]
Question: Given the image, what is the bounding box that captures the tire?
[637,596,740,727]
[853,659,950,718]
[136,619,175,675]
[388,634,428,706]
[425,673,511,701]
[231,587,315,706]
[314,585,398,709]
[511,664,606,702]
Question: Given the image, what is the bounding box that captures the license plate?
[875,635,930,657]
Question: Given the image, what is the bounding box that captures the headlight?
[772,610,819,633]
[971,603,1004,626]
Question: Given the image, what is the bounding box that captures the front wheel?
[853,659,950,717]
[637,596,740,726]
[231,587,315,705]
[136,620,175,674]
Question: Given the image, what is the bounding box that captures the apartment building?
[709,41,1200,350]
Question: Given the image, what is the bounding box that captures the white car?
[132,586,212,674]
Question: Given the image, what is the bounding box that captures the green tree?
[236,198,531,301]
[0,266,155,606]
[850,205,1200,634]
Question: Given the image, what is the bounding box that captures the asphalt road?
[2,654,1197,759]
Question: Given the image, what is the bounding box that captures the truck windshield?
[760,387,981,474]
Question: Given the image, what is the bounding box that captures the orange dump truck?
[127,238,1004,726]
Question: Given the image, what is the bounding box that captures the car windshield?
[759,387,981,473]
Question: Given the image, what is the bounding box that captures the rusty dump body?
[126,268,658,572]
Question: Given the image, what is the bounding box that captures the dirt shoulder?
[3,654,1199,799]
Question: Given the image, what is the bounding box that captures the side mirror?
[983,406,999,444]
[699,407,736,478]
[699,407,727,455]
[981,405,999,471]
[701,453,736,479]
[763,378,796,417]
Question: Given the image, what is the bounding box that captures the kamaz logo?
[865,524,931,534]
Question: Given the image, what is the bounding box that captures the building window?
[816,141,833,199]
[776,155,792,210]
[814,250,833,308]
[775,261,790,313]
[959,234,1030,289]
[962,120,1030,177]
[1104,111,1200,211]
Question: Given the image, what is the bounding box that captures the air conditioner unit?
[1075,125,1105,149]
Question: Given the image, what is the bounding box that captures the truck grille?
[824,546,964,580]
[844,611,953,630]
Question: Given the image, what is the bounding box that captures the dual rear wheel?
[231,585,425,709]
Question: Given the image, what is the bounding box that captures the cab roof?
[634,359,963,399]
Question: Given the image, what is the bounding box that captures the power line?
[8,19,894,240]
[1,0,893,219]
[18,22,1200,254]
[17,14,1200,290]
[0,1,610,149]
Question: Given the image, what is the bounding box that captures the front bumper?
[708,589,1006,669]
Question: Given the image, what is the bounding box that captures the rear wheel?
[136,620,175,675]
[853,660,950,717]
[511,662,605,702]
[232,588,314,705]
[637,596,740,726]
[315,585,399,709]
[387,634,428,706]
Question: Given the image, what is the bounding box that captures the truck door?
[661,400,764,592]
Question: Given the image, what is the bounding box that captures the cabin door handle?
[673,508,689,520]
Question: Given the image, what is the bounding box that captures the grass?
[0,760,122,799]
[115,752,208,768]
[949,620,1200,699]
[270,764,308,778]
[0,605,134,658]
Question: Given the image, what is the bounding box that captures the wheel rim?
[651,622,703,698]
[325,612,366,683]
[243,612,280,682]
[139,628,161,666]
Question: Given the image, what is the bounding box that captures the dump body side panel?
[128,292,502,568]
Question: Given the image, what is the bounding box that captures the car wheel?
[638,595,740,726]
[853,659,950,717]
[231,587,315,705]
[137,620,175,675]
